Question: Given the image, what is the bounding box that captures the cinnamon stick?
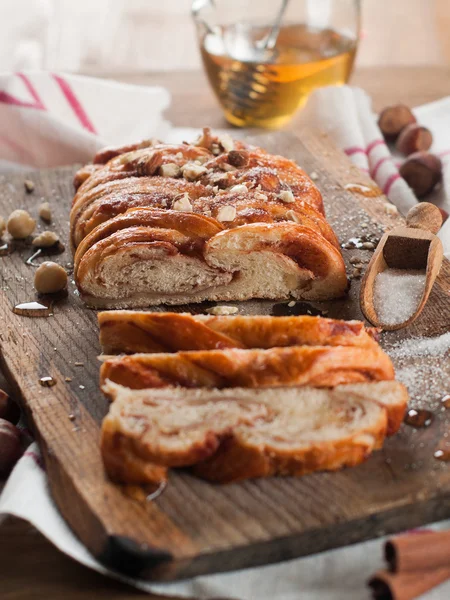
[368,567,450,600]
[385,530,450,572]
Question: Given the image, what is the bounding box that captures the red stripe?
[52,73,97,134]
[383,173,401,196]
[24,450,45,470]
[439,149,450,158]
[0,133,35,162]
[371,156,392,179]
[366,139,385,154]
[344,146,366,157]
[0,73,45,110]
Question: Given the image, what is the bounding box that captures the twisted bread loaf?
[72,129,347,307]
[98,312,379,354]
[100,344,395,391]
[101,381,408,484]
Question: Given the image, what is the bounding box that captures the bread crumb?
[217,205,236,222]
[206,305,239,315]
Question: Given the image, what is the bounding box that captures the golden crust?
[98,312,378,354]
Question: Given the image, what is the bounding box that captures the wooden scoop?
[360,203,444,331]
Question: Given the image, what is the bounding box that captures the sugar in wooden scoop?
[373,268,427,326]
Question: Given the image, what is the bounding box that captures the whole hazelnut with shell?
[0,418,22,477]
[399,152,442,198]
[7,209,36,239]
[34,261,68,294]
[378,105,417,140]
[396,124,433,156]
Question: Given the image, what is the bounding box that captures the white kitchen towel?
[298,86,450,256]
[2,74,450,599]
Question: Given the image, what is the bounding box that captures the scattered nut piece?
[34,261,68,294]
[0,418,22,476]
[38,201,52,223]
[351,268,362,279]
[309,171,319,180]
[159,163,181,178]
[206,305,238,316]
[287,300,296,307]
[399,152,442,198]
[181,162,207,181]
[278,190,295,204]
[0,216,5,238]
[396,124,433,156]
[286,210,300,223]
[384,203,399,216]
[24,179,35,193]
[254,192,268,201]
[361,241,376,250]
[172,193,193,212]
[217,205,237,222]
[32,231,59,248]
[65,377,72,382]
[378,105,416,140]
[230,184,247,194]
[74,362,84,366]
[349,256,362,265]
[7,209,36,239]
[228,150,249,167]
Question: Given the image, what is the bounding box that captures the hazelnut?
[7,209,36,239]
[406,202,443,235]
[34,261,68,294]
[396,124,433,155]
[205,305,239,315]
[0,390,20,425]
[399,152,442,198]
[32,231,59,248]
[39,201,52,223]
[0,216,5,238]
[24,179,35,193]
[159,163,181,178]
[181,162,207,181]
[216,205,237,222]
[0,418,22,476]
[172,193,193,212]
[378,104,417,140]
[228,150,249,168]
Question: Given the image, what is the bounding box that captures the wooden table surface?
[1,65,450,599]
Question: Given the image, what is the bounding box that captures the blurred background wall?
[1,0,449,73]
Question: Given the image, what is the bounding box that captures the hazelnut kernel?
[227,150,249,167]
[32,231,59,248]
[181,162,207,181]
[278,190,295,203]
[24,179,35,193]
[159,163,181,178]
[172,193,193,212]
[378,105,416,140]
[0,418,22,476]
[34,261,68,294]
[396,124,433,156]
[399,152,442,198]
[206,305,238,315]
[230,184,247,194]
[7,209,36,239]
[216,205,237,222]
[39,202,52,223]
[406,202,443,235]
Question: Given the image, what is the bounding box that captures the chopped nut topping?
[221,163,237,172]
[172,193,193,212]
[228,150,249,167]
[206,305,239,315]
[181,162,208,181]
[278,190,295,203]
[39,202,52,223]
[159,163,181,178]
[0,216,5,237]
[288,300,296,307]
[286,210,300,223]
[24,179,35,193]
[254,192,268,201]
[219,134,234,152]
[211,143,221,155]
[217,205,237,222]
[230,184,247,194]
[32,231,59,247]
[384,203,399,215]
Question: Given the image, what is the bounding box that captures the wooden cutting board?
[1,130,450,582]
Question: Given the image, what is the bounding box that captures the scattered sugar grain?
[373,269,426,326]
